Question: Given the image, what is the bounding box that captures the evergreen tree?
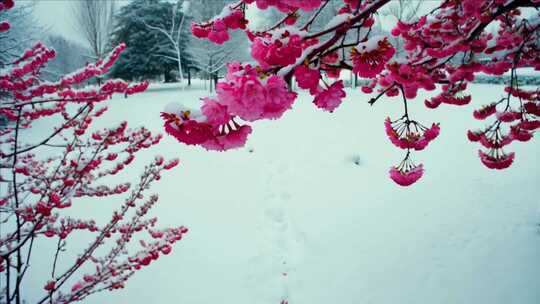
[109,0,191,82]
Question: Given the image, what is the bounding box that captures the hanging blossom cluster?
[385,114,440,186]
[172,0,539,195]
[374,0,540,181]
[162,62,296,151]
[191,3,248,44]
[468,85,539,169]
[0,1,185,302]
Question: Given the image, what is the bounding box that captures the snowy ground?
[25,83,540,303]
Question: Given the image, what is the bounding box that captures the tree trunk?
[213,73,218,88]
[176,47,184,86]
[187,67,191,86]
[164,71,173,83]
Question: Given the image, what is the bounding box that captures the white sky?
[32,0,81,42]
[31,0,130,45]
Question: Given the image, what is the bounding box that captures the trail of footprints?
[247,161,306,304]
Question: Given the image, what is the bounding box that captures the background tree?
[42,34,89,81]
[71,0,115,61]
[143,0,191,86]
[110,0,192,82]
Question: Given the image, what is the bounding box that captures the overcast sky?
[32,0,80,42]
[31,0,129,45]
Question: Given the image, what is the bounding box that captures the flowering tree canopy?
[162,0,540,186]
[0,1,186,303]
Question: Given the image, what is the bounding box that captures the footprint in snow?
[347,154,363,166]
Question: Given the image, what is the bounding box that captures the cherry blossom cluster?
[468,84,539,169]
[179,0,539,189]
[351,36,395,79]
[191,2,248,44]
[162,61,297,150]
[384,115,440,186]
[0,2,185,302]
[250,28,307,68]
[382,0,538,183]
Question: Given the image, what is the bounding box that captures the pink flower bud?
[44,280,56,291]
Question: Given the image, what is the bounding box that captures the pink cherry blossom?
[44,280,56,291]
[0,21,9,32]
[467,130,483,142]
[201,98,231,126]
[207,19,229,44]
[384,118,440,151]
[351,36,395,78]
[201,125,252,151]
[217,64,296,121]
[223,9,247,30]
[389,164,424,187]
[251,32,303,69]
[478,133,512,149]
[510,126,533,142]
[261,75,298,120]
[1,4,188,302]
[294,64,320,94]
[518,120,540,131]
[524,102,540,116]
[496,111,521,122]
[473,103,497,120]
[191,23,210,38]
[161,112,215,145]
[313,81,346,112]
[478,150,515,170]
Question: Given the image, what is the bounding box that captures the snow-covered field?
[27,84,540,303]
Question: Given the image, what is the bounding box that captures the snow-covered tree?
[110,0,191,82]
[71,0,115,61]
[143,0,191,86]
